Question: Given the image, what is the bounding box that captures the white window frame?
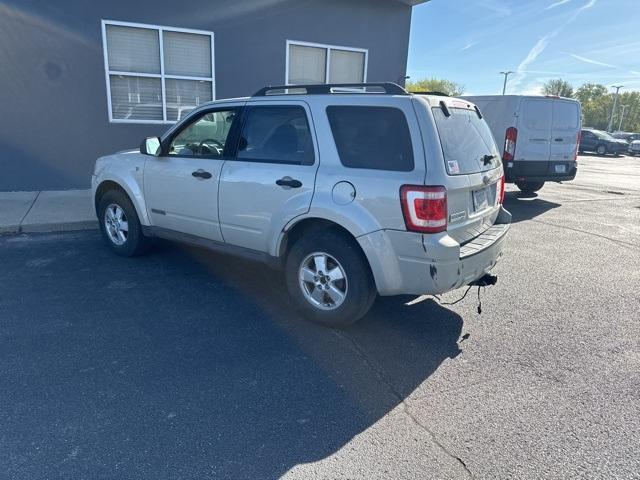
[101,19,216,124]
[285,40,368,85]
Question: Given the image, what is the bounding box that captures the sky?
[407,0,640,95]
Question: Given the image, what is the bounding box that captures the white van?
[462,95,581,193]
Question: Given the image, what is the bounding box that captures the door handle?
[276,177,302,188]
[192,169,212,179]
[554,138,564,142]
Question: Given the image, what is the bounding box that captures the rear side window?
[432,107,501,175]
[236,106,314,165]
[553,101,579,131]
[326,106,414,171]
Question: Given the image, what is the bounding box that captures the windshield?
[594,130,614,140]
[432,106,501,175]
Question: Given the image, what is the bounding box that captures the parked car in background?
[629,140,640,156]
[579,128,628,156]
[612,131,640,143]
[462,95,581,194]
[92,83,511,327]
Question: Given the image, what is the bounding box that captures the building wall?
[0,0,412,191]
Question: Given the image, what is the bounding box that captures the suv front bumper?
[357,208,511,296]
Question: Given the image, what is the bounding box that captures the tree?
[574,83,612,130]
[542,79,574,97]
[405,78,465,96]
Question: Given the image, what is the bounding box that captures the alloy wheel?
[298,252,348,311]
[104,203,129,246]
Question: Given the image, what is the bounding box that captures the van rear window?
[326,106,414,171]
[432,107,501,175]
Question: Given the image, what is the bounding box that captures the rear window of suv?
[326,106,414,171]
[432,106,501,175]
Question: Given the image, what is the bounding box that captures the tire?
[596,144,607,156]
[515,180,545,194]
[285,230,376,328]
[97,190,150,257]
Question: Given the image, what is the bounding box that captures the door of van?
[516,98,552,166]
[550,99,580,169]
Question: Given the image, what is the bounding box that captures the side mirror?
[140,136,162,156]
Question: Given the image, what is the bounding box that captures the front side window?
[326,106,414,171]
[168,110,237,157]
[236,106,315,165]
[102,21,214,123]
[287,41,367,85]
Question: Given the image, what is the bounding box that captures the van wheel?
[285,231,376,328]
[515,181,545,194]
[596,144,607,156]
[98,190,150,257]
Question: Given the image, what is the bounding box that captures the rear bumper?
[358,207,511,296]
[504,160,577,183]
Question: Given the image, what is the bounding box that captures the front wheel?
[596,144,607,156]
[515,180,545,194]
[98,190,150,257]
[285,231,376,328]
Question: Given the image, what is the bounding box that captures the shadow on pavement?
[0,232,464,479]
[504,191,561,223]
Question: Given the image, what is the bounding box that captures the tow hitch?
[470,273,498,288]
[438,273,498,314]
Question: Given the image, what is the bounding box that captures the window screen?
[287,42,366,85]
[326,106,414,171]
[103,21,214,123]
[329,49,365,83]
[288,45,327,84]
[237,106,314,165]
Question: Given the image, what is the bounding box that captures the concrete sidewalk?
[0,189,98,234]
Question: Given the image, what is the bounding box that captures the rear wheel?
[98,190,150,257]
[285,231,376,328]
[596,144,607,156]
[515,180,545,194]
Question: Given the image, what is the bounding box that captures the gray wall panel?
[0,0,412,190]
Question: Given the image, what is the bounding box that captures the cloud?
[478,1,511,17]
[546,0,572,9]
[569,53,616,68]
[510,0,599,92]
[461,41,478,52]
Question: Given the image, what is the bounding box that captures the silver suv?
[92,83,511,327]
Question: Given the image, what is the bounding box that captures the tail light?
[400,185,447,233]
[497,174,506,204]
[574,131,581,161]
[503,127,518,162]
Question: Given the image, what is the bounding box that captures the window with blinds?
[287,41,367,85]
[102,21,215,123]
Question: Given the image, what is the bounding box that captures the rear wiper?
[482,154,496,165]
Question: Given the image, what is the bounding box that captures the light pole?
[607,85,624,132]
[618,105,629,132]
[500,71,514,95]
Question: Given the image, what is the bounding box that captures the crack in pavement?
[332,330,473,479]
[529,219,639,250]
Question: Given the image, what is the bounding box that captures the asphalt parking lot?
[1,154,638,479]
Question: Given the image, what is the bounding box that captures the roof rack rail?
[252,82,408,97]
[409,91,450,97]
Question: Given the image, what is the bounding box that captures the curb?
[1,221,99,235]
